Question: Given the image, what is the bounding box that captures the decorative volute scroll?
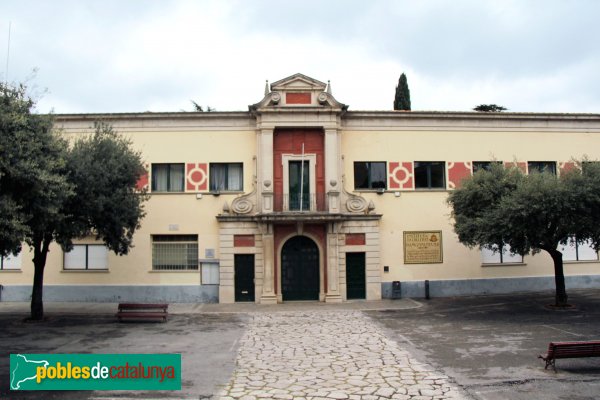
[341,174,369,213]
[231,176,257,215]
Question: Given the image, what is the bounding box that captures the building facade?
[2,73,600,303]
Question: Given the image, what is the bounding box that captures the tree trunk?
[30,235,51,320]
[547,248,568,306]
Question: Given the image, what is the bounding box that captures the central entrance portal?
[281,236,319,301]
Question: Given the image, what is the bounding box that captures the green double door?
[281,236,319,301]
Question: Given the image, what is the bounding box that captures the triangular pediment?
[271,73,327,92]
[249,73,347,113]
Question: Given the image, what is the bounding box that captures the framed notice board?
[403,231,443,264]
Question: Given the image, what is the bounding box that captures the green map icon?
[10,354,49,390]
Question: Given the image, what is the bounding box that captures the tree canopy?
[394,73,411,111]
[447,162,600,306]
[0,83,147,319]
[473,104,507,112]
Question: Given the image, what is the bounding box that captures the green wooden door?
[235,254,255,302]
[346,252,366,299]
[281,236,319,300]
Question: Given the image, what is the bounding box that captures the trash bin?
[391,281,401,299]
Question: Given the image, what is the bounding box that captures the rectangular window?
[473,161,502,173]
[1,252,21,270]
[210,163,243,191]
[201,262,220,284]
[559,237,598,261]
[414,161,446,189]
[528,161,556,175]
[64,245,108,270]
[481,244,523,264]
[151,163,185,192]
[353,162,386,189]
[152,235,198,270]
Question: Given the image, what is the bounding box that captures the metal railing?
[274,192,327,212]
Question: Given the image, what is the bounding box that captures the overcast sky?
[1,0,599,114]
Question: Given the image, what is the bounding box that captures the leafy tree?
[393,73,411,111]
[447,162,600,306]
[473,104,507,112]
[0,83,147,320]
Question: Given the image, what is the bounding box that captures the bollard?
[425,280,430,300]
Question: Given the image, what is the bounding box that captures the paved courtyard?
[0,290,599,399]
[219,311,465,399]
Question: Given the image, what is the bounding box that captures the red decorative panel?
[559,161,577,174]
[388,162,414,190]
[345,233,366,246]
[286,92,311,104]
[273,129,325,211]
[504,161,527,173]
[135,171,148,191]
[186,163,208,191]
[447,162,472,189]
[234,235,255,247]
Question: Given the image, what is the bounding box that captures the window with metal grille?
[152,235,198,270]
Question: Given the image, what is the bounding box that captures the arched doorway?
[281,236,319,300]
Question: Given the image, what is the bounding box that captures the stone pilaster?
[260,226,277,304]
[324,128,341,213]
[325,223,342,303]
[258,129,274,213]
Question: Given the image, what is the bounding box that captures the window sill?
[148,270,199,273]
[564,260,599,264]
[61,269,109,273]
[481,263,526,267]
[0,269,22,273]
[149,191,244,195]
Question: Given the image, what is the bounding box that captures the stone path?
[219,311,466,399]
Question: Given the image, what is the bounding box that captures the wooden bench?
[116,303,168,322]
[539,341,600,371]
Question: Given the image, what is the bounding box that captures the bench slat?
[540,340,600,371]
[116,303,169,323]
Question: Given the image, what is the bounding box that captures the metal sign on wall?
[403,231,443,264]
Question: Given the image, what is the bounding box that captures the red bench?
[116,303,168,322]
[538,341,600,371]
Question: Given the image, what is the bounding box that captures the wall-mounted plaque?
[403,231,443,264]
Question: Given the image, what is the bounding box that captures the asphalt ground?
[367,289,600,400]
[0,290,599,399]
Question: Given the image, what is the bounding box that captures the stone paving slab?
[218,311,468,400]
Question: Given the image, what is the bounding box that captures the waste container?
[391,281,401,299]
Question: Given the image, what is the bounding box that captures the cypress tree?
[394,73,411,111]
